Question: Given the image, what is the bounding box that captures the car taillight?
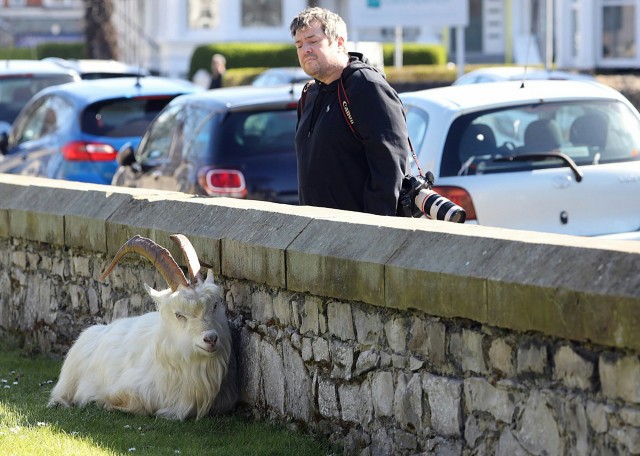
[62,141,117,161]
[198,168,248,198]
[432,185,477,221]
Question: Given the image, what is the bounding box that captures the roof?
[169,85,303,111]
[43,58,150,78]
[0,60,80,78]
[37,76,201,104]
[401,80,626,113]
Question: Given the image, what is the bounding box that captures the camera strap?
[298,73,425,177]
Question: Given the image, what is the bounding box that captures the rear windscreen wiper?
[494,151,583,182]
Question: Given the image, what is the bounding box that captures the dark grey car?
[112,85,302,205]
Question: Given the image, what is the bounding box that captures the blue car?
[0,76,201,184]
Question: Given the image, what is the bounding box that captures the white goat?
[48,234,236,420]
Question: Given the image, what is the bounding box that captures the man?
[290,7,408,216]
[209,53,226,89]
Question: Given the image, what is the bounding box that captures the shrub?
[382,43,446,66]
[189,43,298,80]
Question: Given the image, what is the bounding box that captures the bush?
[382,43,446,66]
[188,42,447,81]
[189,43,298,80]
[36,42,85,59]
[0,42,85,60]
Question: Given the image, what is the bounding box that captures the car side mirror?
[116,142,136,167]
[0,132,8,155]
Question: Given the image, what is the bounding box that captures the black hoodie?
[295,52,409,216]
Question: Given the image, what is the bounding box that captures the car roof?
[453,66,595,83]
[401,80,627,112]
[36,76,201,104]
[0,59,80,78]
[43,58,150,77]
[170,85,303,110]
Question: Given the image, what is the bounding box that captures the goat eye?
[175,313,187,322]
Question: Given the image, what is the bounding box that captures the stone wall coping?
[1,174,638,350]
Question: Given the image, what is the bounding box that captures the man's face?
[294,20,343,83]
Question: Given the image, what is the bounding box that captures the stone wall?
[1,175,640,455]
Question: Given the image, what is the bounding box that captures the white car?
[400,80,640,240]
[452,66,595,85]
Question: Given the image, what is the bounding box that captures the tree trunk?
[84,0,119,60]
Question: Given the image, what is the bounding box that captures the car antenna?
[520,33,532,89]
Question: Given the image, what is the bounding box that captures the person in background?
[209,53,226,89]
[290,7,408,216]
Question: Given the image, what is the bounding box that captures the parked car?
[0,59,80,134]
[111,85,301,204]
[0,77,201,185]
[43,57,150,80]
[400,79,640,239]
[452,66,595,86]
[252,67,311,87]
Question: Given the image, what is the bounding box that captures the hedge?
[0,42,85,60]
[189,43,299,80]
[189,42,446,80]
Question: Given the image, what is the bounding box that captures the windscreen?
[0,75,75,123]
[440,99,640,177]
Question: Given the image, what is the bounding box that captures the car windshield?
[0,75,75,123]
[440,99,640,177]
[81,96,175,138]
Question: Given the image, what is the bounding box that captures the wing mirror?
[0,132,7,156]
[116,142,136,167]
[0,121,10,155]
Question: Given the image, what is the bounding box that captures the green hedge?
[189,42,446,80]
[0,42,85,60]
[382,43,446,66]
[189,43,299,80]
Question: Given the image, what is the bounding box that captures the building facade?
[0,0,639,78]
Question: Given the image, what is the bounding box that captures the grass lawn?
[0,348,335,455]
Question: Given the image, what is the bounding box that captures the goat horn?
[100,235,189,292]
[169,234,202,283]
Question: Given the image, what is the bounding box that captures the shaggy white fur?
[48,270,235,420]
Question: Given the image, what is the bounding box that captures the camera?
[397,172,466,223]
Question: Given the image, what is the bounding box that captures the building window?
[188,0,218,30]
[242,0,282,27]
[602,4,636,59]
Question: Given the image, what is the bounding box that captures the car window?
[0,75,74,124]
[441,99,640,177]
[11,94,74,145]
[217,109,297,157]
[81,96,174,138]
[134,103,182,166]
[182,106,216,162]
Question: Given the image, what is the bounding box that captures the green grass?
[0,349,335,456]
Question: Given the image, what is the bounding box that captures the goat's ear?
[144,283,162,298]
[205,269,215,284]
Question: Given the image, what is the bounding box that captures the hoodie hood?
[342,52,385,80]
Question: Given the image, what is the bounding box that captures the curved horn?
[169,234,202,283]
[100,235,189,292]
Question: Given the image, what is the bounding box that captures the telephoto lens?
[414,189,466,223]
